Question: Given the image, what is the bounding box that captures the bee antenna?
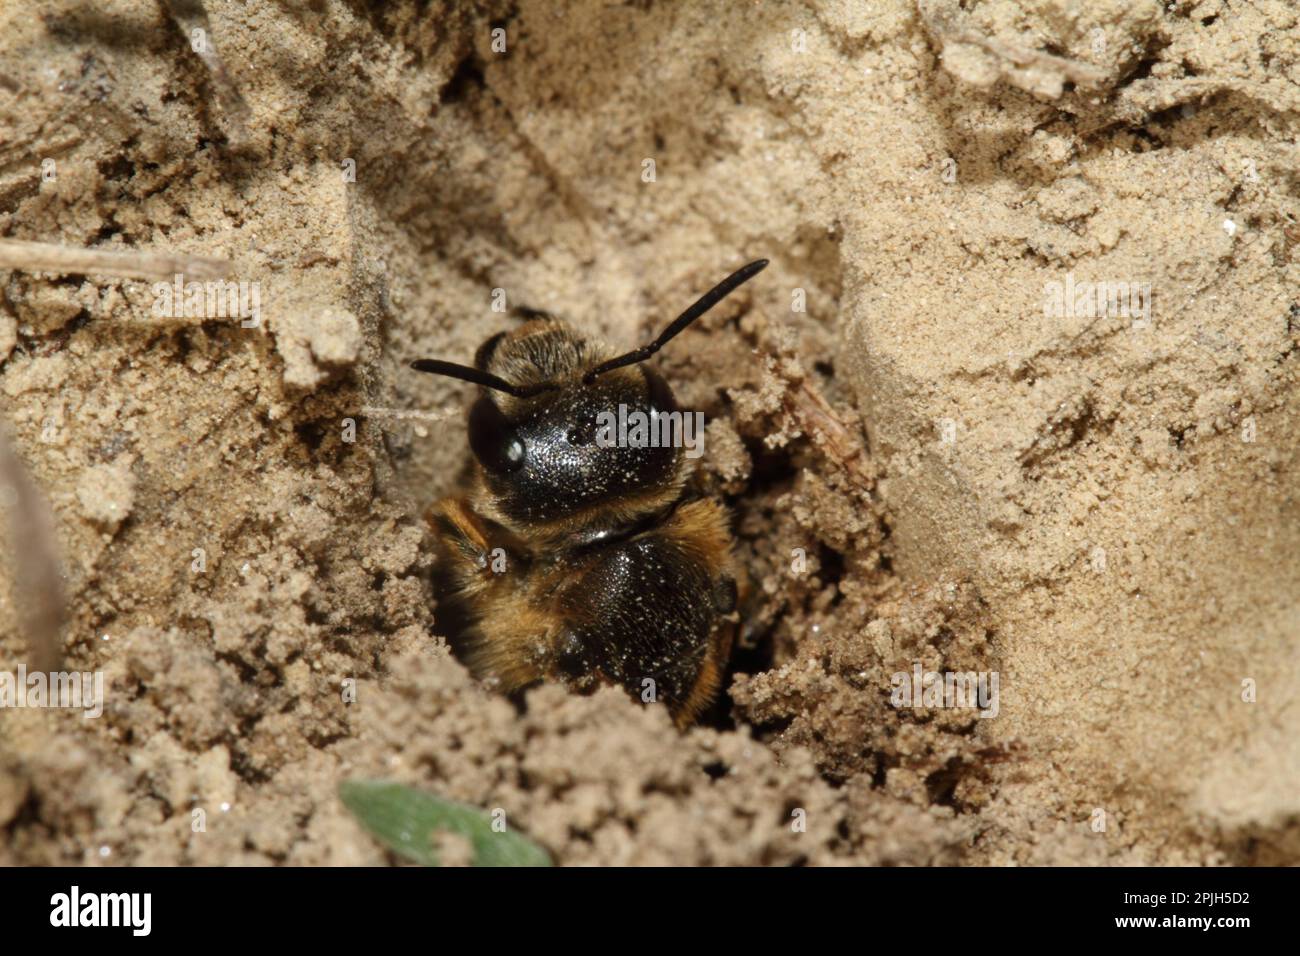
[409,359,556,398]
[581,258,769,384]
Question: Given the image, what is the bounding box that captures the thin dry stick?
[161,0,252,140]
[0,427,65,673]
[784,377,875,492]
[359,405,461,423]
[0,238,231,281]
[916,0,1108,91]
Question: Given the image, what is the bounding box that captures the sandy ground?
[0,0,1297,865]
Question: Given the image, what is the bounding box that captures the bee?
[411,260,768,726]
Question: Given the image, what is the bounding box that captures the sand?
[0,0,1296,865]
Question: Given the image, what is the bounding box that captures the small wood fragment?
[161,0,252,142]
[0,238,231,281]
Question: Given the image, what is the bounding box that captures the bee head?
[466,358,682,526]
[411,259,767,529]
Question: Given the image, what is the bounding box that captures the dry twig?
[0,238,231,281]
[161,0,252,142]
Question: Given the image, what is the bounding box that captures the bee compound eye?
[643,368,677,415]
[468,397,525,474]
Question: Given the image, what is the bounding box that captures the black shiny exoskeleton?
[411,260,766,724]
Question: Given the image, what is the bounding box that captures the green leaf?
[339,780,552,867]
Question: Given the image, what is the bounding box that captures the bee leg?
[425,496,501,663]
[426,497,556,694]
[427,497,492,573]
